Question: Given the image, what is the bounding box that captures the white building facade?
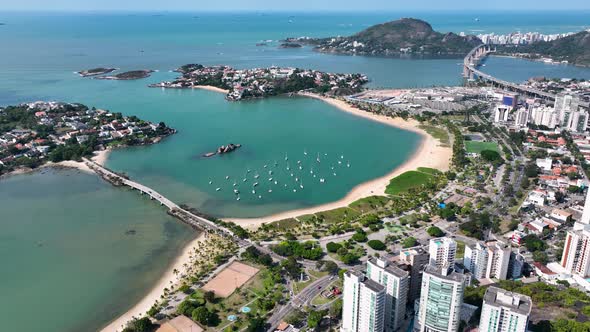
[478,287,532,332]
[366,258,409,331]
[429,237,457,269]
[342,270,386,332]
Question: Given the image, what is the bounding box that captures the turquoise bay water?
[0,169,196,332]
[1,11,590,332]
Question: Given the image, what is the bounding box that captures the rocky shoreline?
[77,67,118,77]
[95,70,155,80]
[203,143,241,157]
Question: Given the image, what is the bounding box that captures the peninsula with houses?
[149,64,368,100]
[0,101,176,176]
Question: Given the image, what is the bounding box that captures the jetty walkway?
[84,158,240,240]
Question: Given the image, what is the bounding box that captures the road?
[266,275,334,331]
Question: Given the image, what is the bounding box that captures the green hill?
[504,31,590,66]
[287,18,481,56]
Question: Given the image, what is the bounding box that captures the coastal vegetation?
[0,102,175,176]
[385,168,439,195]
[77,67,117,77]
[95,70,154,80]
[285,18,481,56]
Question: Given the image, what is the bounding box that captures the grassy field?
[418,124,450,145]
[456,240,466,259]
[417,167,442,175]
[465,141,499,154]
[385,170,434,195]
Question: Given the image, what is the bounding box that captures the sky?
[1,0,589,11]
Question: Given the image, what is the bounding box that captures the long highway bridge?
[463,44,556,100]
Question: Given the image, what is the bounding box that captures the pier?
[84,158,239,240]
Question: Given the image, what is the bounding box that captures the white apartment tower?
[494,105,510,123]
[415,264,466,332]
[464,241,511,280]
[580,189,590,226]
[342,270,386,332]
[561,226,590,277]
[530,105,558,128]
[429,237,457,269]
[367,258,409,331]
[479,287,532,332]
[514,108,529,127]
[556,93,581,128]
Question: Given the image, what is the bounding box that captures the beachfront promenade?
[463,44,556,100]
[84,158,238,238]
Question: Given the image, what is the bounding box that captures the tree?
[402,237,418,248]
[203,290,216,303]
[367,240,386,251]
[281,256,302,279]
[307,309,326,329]
[480,150,504,165]
[351,231,368,243]
[427,226,444,237]
[329,298,343,318]
[192,307,211,325]
[326,242,342,253]
[130,317,154,332]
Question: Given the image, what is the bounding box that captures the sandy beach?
[193,85,230,94]
[226,92,452,228]
[100,232,206,332]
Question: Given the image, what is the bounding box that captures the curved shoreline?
[225,93,451,228]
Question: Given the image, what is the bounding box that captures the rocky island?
[77,67,118,77]
[0,101,176,176]
[95,70,154,80]
[284,18,481,56]
[150,64,368,100]
[279,42,303,48]
[203,143,242,157]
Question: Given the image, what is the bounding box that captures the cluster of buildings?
[341,237,532,332]
[151,65,368,101]
[472,31,576,45]
[0,101,173,174]
[494,93,590,133]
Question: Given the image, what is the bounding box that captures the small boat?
[269,178,273,181]
[320,178,325,183]
[300,180,304,189]
[341,155,344,159]
[247,169,251,173]
[295,177,299,182]
[304,149,308,156]
[233,182,237,187]
[268,189,273,193]
[252,189,256,194]
[208,181,213,185]
[333,172,337,176]
[254,174,260,179]
[243,178,247,182]
[236,197,241,201]
[299,166,302,170]
[338,161,342,165]
[290,173,294,177]
[310,168,313,174]
[233,189,239,194]
[225,175,230,179]
[258,195,262,199]
[269,170,273,175]
[297,160,301,164]
[293,189,297,192]
[316,153,321,163]
[263,165,267,168]
[347,162,350,168]
[285,153,288,161]
[274,181,278,185]
[331,166,334,170]
[313,174,316,178]
[216,188,221,191]
[253,182,259,187]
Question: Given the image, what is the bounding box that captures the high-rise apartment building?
[399,246,430,305]
[429,237,457,269]
[464,241,511,280]
[415,264,466,332]
[367,258,409,331]
[478,287,532,332]
[342,270,386,332]
[561,225,590,277]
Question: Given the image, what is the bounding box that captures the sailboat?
[310,167,314,175]
[233,189,239,194]
[236,196,241,201]
[304,149,308,156]
[225,175,230,179]
[216,188,221,191]
[347,161,350,168]
[208,180,213,185]
[316,153,321,163]
[285,152,288,161]
[253,182,259,187]
[254,173,260,179]
[320,178,325,183]
[300,179,304,189]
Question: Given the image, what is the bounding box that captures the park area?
[385,167,440,195]
[202,261,260,298]
[465,141,499,154]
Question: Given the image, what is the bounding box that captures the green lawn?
[456,240,466,259]
[417,167,442,175]
[465,141,499,154]
[385,170,434,195]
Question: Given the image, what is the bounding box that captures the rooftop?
[483,286,532,316]
[424,264,466,283]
